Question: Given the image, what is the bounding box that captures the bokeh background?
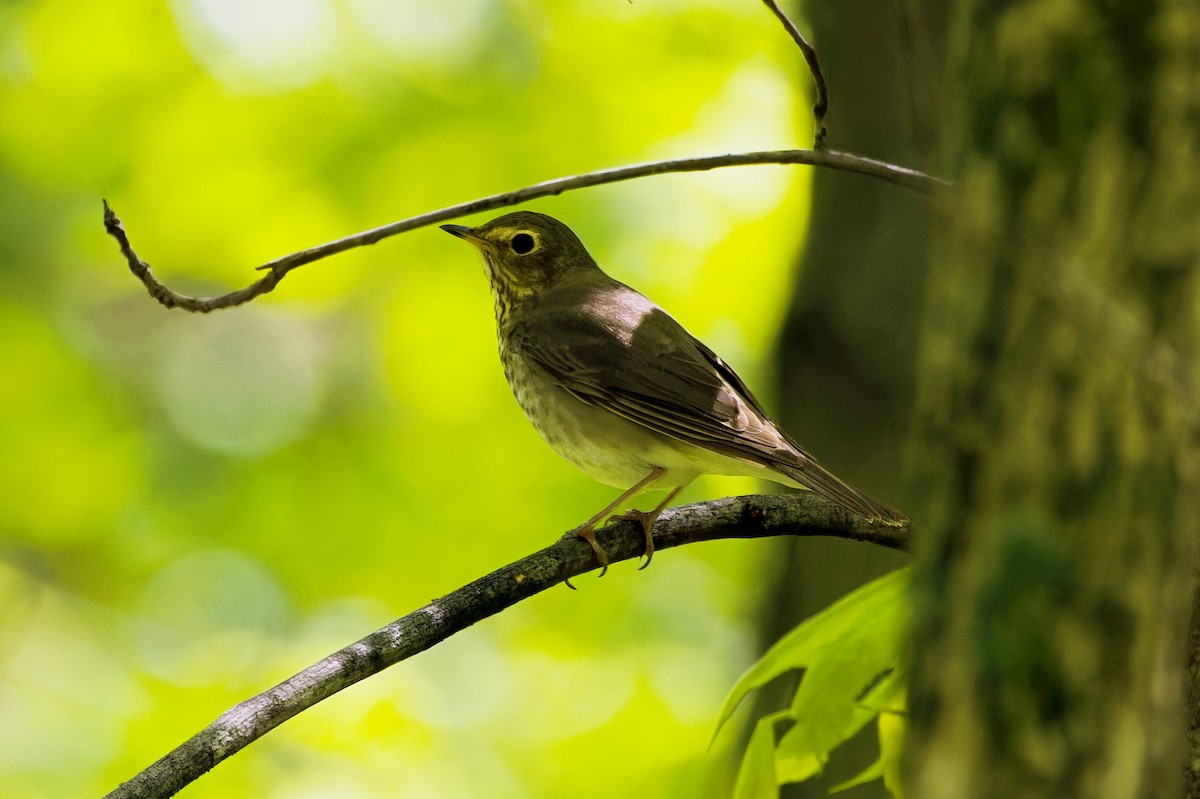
[0,1,822,796]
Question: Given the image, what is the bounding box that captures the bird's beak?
[440,224,483,246]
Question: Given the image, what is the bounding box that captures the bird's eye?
[511,233,536,255]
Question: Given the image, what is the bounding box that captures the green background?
[0,1,817,796]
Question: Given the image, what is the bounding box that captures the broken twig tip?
[102,199,121,230]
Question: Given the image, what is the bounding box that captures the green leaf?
[857,664,907,715]
[712,568,911,745]
[773,743,826,784]
[733,711,790,799]
[774,569,909,775]
[829,757,884,794]
[878,693,907,798]
[815,673,909,795]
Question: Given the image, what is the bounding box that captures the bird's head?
[441,211,596,303]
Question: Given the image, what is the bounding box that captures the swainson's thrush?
[442,211,906,575]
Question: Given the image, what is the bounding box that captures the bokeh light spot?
[159,310,323,457]
[135,548,290,686]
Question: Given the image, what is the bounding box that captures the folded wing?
[514,279,906,525]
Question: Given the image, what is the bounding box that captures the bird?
[441,211,906,576]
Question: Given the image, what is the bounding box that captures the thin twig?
[105,492,910,799]
[762,0,829,148]
[104,148,949,314]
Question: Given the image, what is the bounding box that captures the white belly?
[527,385,698,487]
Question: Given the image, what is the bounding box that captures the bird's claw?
[573,526,610,579]
[611,508,658,570]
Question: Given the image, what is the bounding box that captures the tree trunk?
[906,1,1200,797]
[763,0,947,794]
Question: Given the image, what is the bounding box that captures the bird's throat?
[486,264,535,333]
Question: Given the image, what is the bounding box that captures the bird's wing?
[515,281,906,524]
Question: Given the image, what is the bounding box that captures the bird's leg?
[566,467,667,580]
[612,478,692,570]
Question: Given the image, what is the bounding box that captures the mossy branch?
[104,492,909,799]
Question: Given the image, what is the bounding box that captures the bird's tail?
[774,456,908,527]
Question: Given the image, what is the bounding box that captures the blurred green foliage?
[0,1,817,796]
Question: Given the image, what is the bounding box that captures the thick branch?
[105,492,909,799]
[104,148,949,314]
[762,0,829,148]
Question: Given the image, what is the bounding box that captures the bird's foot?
[611,508,662,570]
[563,525,610,589]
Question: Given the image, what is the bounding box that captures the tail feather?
[774,457,908,527]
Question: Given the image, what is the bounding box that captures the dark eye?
[511,233,536,255]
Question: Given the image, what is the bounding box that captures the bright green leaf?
[776,570,909,769]
[857,665,907,715]
[826,673,908,796]
[713,568,911,744]
[773,740,826,784]
[733,711,789,799]
[821,672,909,797]
[879,693,907,798]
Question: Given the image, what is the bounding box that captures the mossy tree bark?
[907,1,1200,797]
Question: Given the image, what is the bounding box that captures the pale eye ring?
[511,233,536,255]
